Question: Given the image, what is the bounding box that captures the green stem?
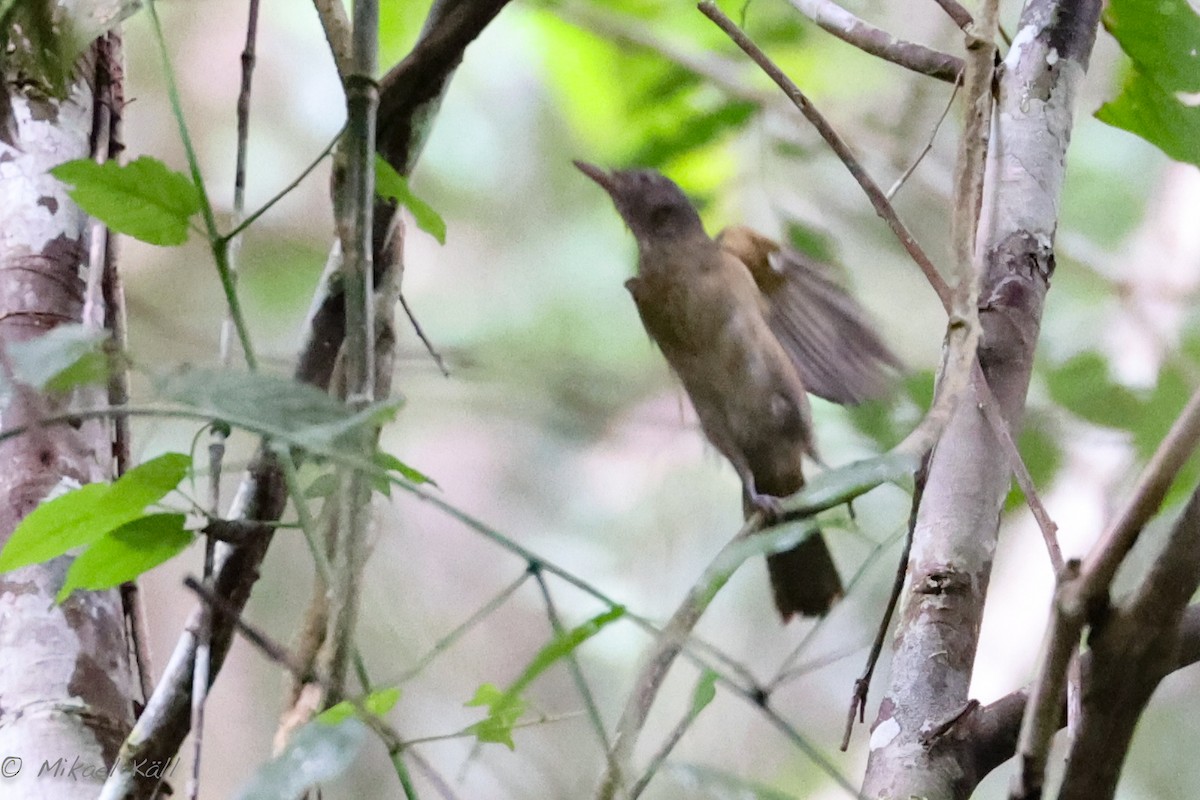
[145,0,258,370]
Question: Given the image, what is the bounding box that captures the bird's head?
[574,161,705,244]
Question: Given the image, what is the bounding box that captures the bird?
[575,162,900,619]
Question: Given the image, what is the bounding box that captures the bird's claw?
[750,493,785,525]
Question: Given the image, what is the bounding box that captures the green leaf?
[1044,352,1142,431]
[626,100,757,170]
[375,451,437,488]
[788,452,918,513]
[105,452,194,512]
[0,483,110,571]
[0,324,109,397]
[51,157,203,246]
[158,369,400,453]
[0,452,191,572]
[374,156,447,244]
[690,669,719,717]
[304,472,339,499]
[318,686,402,726]
[234,719,367,800]
[465,683,527,750]
[466,606,625,749]
[1104,0,1200,93]
[1096,0,1200,166]
[1097,71,1200,167]
[57,513,192,602]
[509,606,625,696]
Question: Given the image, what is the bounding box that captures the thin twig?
[596,517,760,799]
[184,576,311,678]
[841,456,928,750]
[408,748,463,800]
[788,0,963,82]
[145,0,258,370]
[772,520,908,690]
[701,0,952,308]
[1076,383,1200,598]
[312,0,353,78]
[222,128,343,244]
[399,292,450,377]
[886,73,961,200]
[92,30,154,708]
[974,364,1063,571]
[324,0,380,704]
[397,570,529,683]
[629,702,703,799]
[531,566,612,753]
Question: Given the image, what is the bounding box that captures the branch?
[99,4,513,796]
[1057,486,1200,800]
[931,0,974,32]
[862,0,1100,795]
[376,0,512,174]
[591,516,758,799]
[595,512,869,798]
[1012,379,1200,799]
[787,0,962,82]
[967,603,1200,780]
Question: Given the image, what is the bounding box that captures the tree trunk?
[861,1,1102,797]
[0,33,137,800]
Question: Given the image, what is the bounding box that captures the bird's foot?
[749,492,785,525]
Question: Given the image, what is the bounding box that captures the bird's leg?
[749,491,784,525]
[741,479,785,525]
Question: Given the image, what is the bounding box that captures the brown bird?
[576,162,900,619]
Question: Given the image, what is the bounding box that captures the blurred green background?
[116,0,1200,797]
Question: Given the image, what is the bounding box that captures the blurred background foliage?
[111,0,1200,797]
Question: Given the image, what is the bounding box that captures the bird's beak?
[573,160,617,195]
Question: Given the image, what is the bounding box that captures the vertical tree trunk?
[0,37,137,799]
[861,2,1102,797]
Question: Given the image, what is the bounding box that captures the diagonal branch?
[787,0,962,82]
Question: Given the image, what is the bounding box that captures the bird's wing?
[718,225,902,406]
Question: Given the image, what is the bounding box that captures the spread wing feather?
[718,226,901,405]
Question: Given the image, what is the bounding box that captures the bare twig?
[596,515,761,799]
[886,72,961,200]
[184,576,310,678]
[100,3,514,794]
[531,567,612,754]
[787,0,962,82]
[968,604,1200,782]
[322,0,381,706]
[931,0,974,32]
[974,364,1063,571]
[399,292,450,377]
[841,455,929,750]
[700,0,952,307]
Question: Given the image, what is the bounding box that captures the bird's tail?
[743,492,844,620]
[766,533,843,620]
